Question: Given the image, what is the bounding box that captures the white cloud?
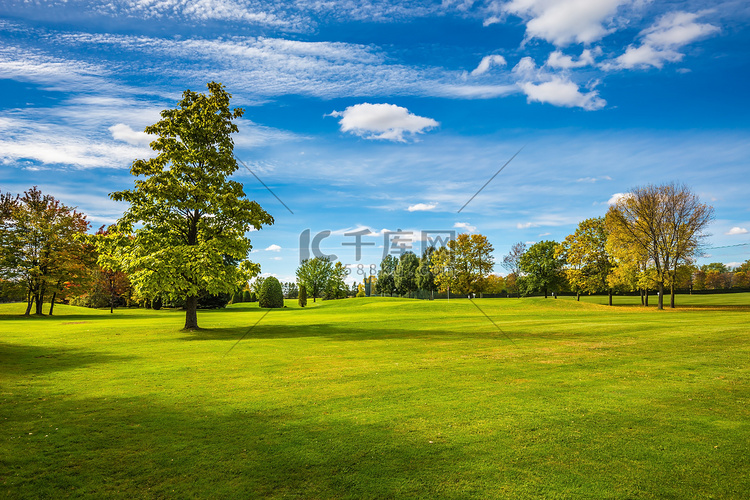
[520,78,605,110]
[265,244,282,251]
[329,103,439,142]
[109,123,152,146]
[502,0,635,46]
[609,11,720,69]
[512,57,606,110]
[454,222,477,233]
[516,222,538,229]
[470,55,507,76]
[725,227,748,235]
[407,202,438,212]
[607,192,629,205]
[546,48,599,69]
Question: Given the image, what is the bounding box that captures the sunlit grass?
[1,294,749,498]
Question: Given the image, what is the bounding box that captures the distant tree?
[395,252,419,298]
[431,234,494,295]
[98,82,272,329]
[416,247,438,299]
[502,242,526,298]
[296,256,334,302]
[258,276,284,308]
[519,240,565,298]
[557,217,614,304]
[242,290,252,302]
[484,274,506,294]
[356,289,366,298]
[250,277,267,296]
[376,255,398,296]
[606,183,713,309]
[282,281,299,299]
[298,284,308,307]
[324,261,349,299]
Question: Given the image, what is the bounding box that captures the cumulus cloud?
[407,202,438,212]
[608,11,720,69]
[546,48,600,69]
[502,0,635,46]
[470,55,507,76]
[512,57,605,110]
[454,222,477,233]
[328,103,439,142]
[725,227,748,235]
[265,244,282,251]
[109,123,152,146]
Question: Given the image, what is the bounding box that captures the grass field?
[1,295,749,499]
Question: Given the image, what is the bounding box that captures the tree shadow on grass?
[0,342,135,376]
[2,393,486,499]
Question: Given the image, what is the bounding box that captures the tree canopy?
[519,240,565,298]
[99,82,272,329]
[431,233,494,295]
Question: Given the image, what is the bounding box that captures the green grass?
[1,294,749,499]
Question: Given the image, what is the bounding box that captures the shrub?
[356,289,366,298]
[298,284,307,308]
[258,277,284,308]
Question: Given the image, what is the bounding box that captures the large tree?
[431,233,494,295]
[416,247,438,299]
[101,82,272,329]
[296,256,334,302]
[376,254,398,296]
[519,240,565,298]
[394,251,419,298]
[606,183,713,309]
[556,217,614,304]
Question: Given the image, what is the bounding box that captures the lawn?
[1,295,748,499]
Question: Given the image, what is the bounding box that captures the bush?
[258,277,284,308]
[356,289,366,298]
[298,284,307,308]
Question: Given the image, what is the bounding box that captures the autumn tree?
[606,183,713,309]
[431,233,494,295]
[556,217,614,304]
[0,187,90,315]
[519,240,565,298]
[502,241,526,297]
[99,82,272,329]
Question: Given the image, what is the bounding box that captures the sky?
[1,0,749,284]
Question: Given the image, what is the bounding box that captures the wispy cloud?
[454,222,477,233]
[407,202,438,212]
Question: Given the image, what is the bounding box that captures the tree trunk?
[576,292,580,301]
[608,288,613,306]
[34,291,44,315]
[49,292,57,316]
[544,287,548,299]
[645,289,649,307]
[640,289,644,306]
[657,282,664,310]
[670,283,675,309]
[25,292,33,316]
[184,295,199,330]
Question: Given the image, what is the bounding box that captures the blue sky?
[1,0,749,284]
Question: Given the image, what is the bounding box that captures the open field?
[1,295,749,499]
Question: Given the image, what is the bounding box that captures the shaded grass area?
[1,295,749,498]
